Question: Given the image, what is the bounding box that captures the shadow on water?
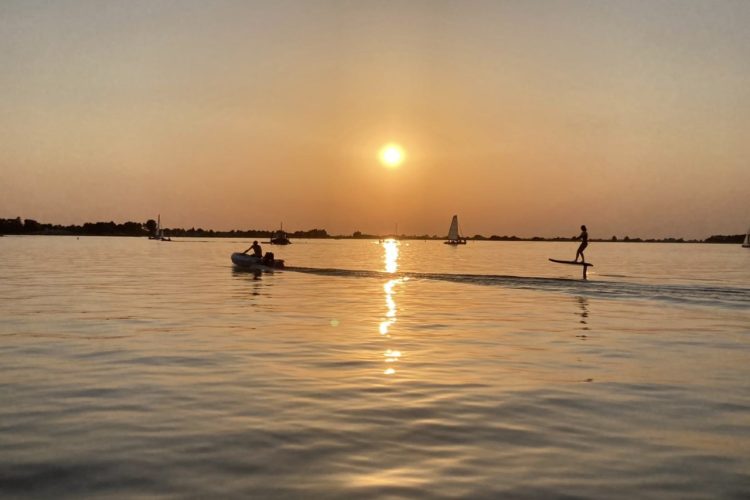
[575,296,590,337]
[231,266,278,304]
[285,266,750,309]
[231,267,263,280]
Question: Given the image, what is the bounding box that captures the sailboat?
[444,215,467,245]
[149,215,171,241]
[743,226,750,248]
[269,223,291,245]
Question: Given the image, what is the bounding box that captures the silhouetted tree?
[122,221,145,236]
[0,217,24,234]
[23,219,41,232]
[705,234,744,244]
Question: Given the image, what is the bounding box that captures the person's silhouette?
[574,225,588,263]
[243,240,263,258]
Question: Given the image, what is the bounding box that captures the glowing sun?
[378,143,405,168]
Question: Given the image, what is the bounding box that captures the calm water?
[1,236,749,499]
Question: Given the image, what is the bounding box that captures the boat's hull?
[231,252,285,271]
[444,240,467,245]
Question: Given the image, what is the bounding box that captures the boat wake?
[285,266,750,309]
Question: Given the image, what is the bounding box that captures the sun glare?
[379,144,405,168]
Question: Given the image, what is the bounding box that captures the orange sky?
[1,0,749,239]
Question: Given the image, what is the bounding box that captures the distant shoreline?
[0,233,741,244]
[1,217,744,244]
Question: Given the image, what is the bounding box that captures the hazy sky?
[2,0,749,238]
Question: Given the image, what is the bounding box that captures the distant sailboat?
[270,223,291,245]
[149,215,160,240]
[743,226,750,248]
[149,215,171,241]
[444,215,467,245]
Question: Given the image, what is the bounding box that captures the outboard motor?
[262,252,275,266]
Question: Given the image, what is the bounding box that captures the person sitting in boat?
[243,240,263,259]
[574,225,588,263]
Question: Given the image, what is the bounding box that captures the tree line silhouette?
[0,217,743,243]
[0,217,329,239]
[0,217,146,236]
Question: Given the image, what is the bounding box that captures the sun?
[378,143,405,168]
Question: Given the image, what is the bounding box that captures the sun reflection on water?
[379,278,407,336]
[380,239,407,375]
[383,238,399,274]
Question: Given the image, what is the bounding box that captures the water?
[1,236,749,498]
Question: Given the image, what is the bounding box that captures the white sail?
[743,226,750,247]
[447,215,460,241]
[150,214,170,241]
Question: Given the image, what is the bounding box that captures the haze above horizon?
[1,0,749,240]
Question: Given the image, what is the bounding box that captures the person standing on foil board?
[574,225,588,263]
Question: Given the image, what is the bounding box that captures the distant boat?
[444,215,467,245]
[149,215,171,241]
[269,223,291,245]
[743,227,750,248]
